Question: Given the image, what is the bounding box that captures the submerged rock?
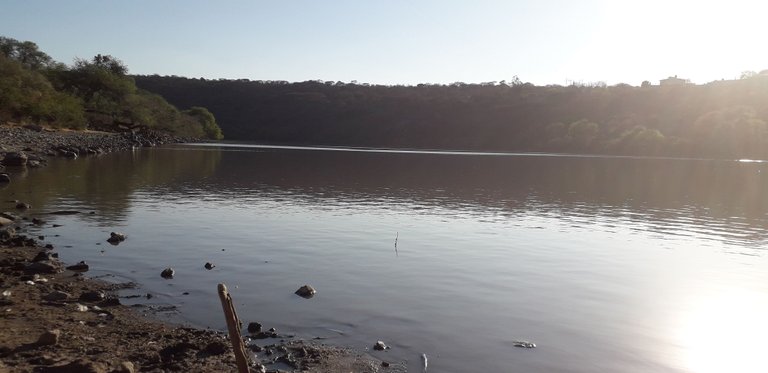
[15,202,30,210]
[294,285,316,299]
[107,232,126,244]
[1,152,28,166]
[161,267,175,279]
[66,261,90,272]
[373,341,388,351]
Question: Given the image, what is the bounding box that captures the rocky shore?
[0,124,401,372]
[0,124,191,172]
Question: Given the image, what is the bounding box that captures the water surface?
[3,144,767,373]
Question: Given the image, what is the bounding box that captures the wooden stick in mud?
[218,283,251,373]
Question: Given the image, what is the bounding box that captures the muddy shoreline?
[0,124,402,372]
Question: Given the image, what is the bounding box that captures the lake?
[3,144,767,373]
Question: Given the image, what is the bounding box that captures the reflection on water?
[2,144,767,373]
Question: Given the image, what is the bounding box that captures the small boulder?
[79,291,106,302]
[373,341,388,351]
[15,202,30,210]
[25,261,61,274]
[160,268,174,279]
[0,216,13,226]
[36,329,60,346]
[66,261,90,272]
[247,322,263,334]
[0,173,9,183]
[1,152,28,166]
[43,291,71,302]
[204,262,215,270]
[294,285,316,299]
[107,232,126,245]
[33,251,55,262]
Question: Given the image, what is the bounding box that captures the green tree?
[184,106,223,139]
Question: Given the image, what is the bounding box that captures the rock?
[0,173,9,183]
[25,261,61,274]
[36,329,60,346]
[27,160,42,168]
[247,322,263,333]
[32,217,46,225]
[43,291,71,301]
[0,227,15,240]
[112,361,135,373]
[252,362,267,373]
[98,297,121,307]
[160,267,174,279]
[204,262,215,270]
[1,152,28,166]
[59,150,78,159]
[382,361,390,367]
[33,251,55,262]
[66,261,90,272]
[294,285,316,299]
[15,202,30,210]
[0,216,13,226]
[107,232,126,244]
[373,341,388,351]
[79,291,106,302]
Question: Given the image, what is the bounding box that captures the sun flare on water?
[675,289,768,373]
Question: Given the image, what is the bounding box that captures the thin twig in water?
[394,232,399,256]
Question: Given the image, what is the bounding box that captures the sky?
[2,0,767,86]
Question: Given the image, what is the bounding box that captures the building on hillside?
[660,75,691,86]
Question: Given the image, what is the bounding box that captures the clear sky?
[2,0,766,86]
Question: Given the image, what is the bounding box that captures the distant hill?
[134,75,768,159]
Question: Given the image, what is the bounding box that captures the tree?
[184,106,224,140]
[0,36,53,70]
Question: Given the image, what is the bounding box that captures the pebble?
[204,262,215,270]
[373,341,388,351]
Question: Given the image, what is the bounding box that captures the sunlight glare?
[676,289,768,373]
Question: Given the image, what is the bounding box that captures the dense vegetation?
[135,74,768,159]
[0,36,222,139]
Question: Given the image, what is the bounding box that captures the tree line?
[134,74,768,159]
[0,36,222,139]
